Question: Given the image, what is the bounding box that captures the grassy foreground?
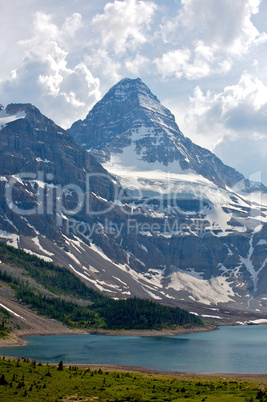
[0,357,266,401]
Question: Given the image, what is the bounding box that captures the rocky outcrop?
[0,91,267,316]
[69,78,244,188]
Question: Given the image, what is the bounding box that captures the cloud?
[93,0,157,54]
[0,2,158,127]
[61,12,83,39]
[84,0,157,83]
[125,54,150,75]
[155,42,222,80]
[215,136,267,183]
[156,0,267,80]
[0,12,100,128]
[182,72,267,182]
[85,49,122,83]
[0,0,266,185]
[173,0,267,53]
[184,73,267,143]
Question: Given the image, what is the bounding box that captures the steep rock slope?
[0,90,266,318]
[69,78,245,188]
[68,78,267,314]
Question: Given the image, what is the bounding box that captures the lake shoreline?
[0,324,217,348]
[1,325,267,377]
[1,355,267,381]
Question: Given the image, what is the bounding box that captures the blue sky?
[1,0,267,184]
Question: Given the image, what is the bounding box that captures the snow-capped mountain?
[69,78,245,189]
[68,78,267,316]
[68,78,267,262]
[0,103,126,266]
[0,87,267,322]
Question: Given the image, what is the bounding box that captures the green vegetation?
[0,357,265,401]
[0,241,202,331]
[0,241,102,301]
[0,308,11,338]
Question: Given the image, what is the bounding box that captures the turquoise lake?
[0,325,267,374]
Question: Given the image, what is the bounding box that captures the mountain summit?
[69,78,243,188]
[67,78,267,312]
[1,85,267,318]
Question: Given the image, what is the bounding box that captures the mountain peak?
[0,102,109,187]
[0,103,58,131]
[111,76,142,89]
[68,77,182,168]
[0,103,28,130]
[1,94,266,314]
[103,77,175,120]
[111,77,146,94]
[6,102,36,115]
[109,77,151,98]
[68,78,243,188]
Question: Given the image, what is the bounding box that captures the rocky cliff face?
[68,78,267,315]
[0,88,267,321]
[69,78,244,189]
[0,103,115,196]
[0,102,128,256]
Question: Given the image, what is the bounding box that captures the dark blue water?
[1,325,267,373]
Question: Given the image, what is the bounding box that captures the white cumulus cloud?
[174,0,266,53]
[125,54,150,75]
[0,12,100,128]
[93,0,157,54]
[155,42,220,80]
[0,0,267,183]
[182,72,267,182]
[85,49,122,83]
[156,0,267,80]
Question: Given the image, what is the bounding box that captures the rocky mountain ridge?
[0,81,267,320]
[69,78,246,189]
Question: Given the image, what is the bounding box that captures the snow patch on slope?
[258,239,267,245]
[0,108,26,129]
[36,157,52,164]
[166,271,235,305]
[32,236,54,256]
[0,303,25,320]
[240,224,266,292]
[0,230,19,248]
[23,248,53,262]
[69,264,117,294]
[201,314,222,319]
